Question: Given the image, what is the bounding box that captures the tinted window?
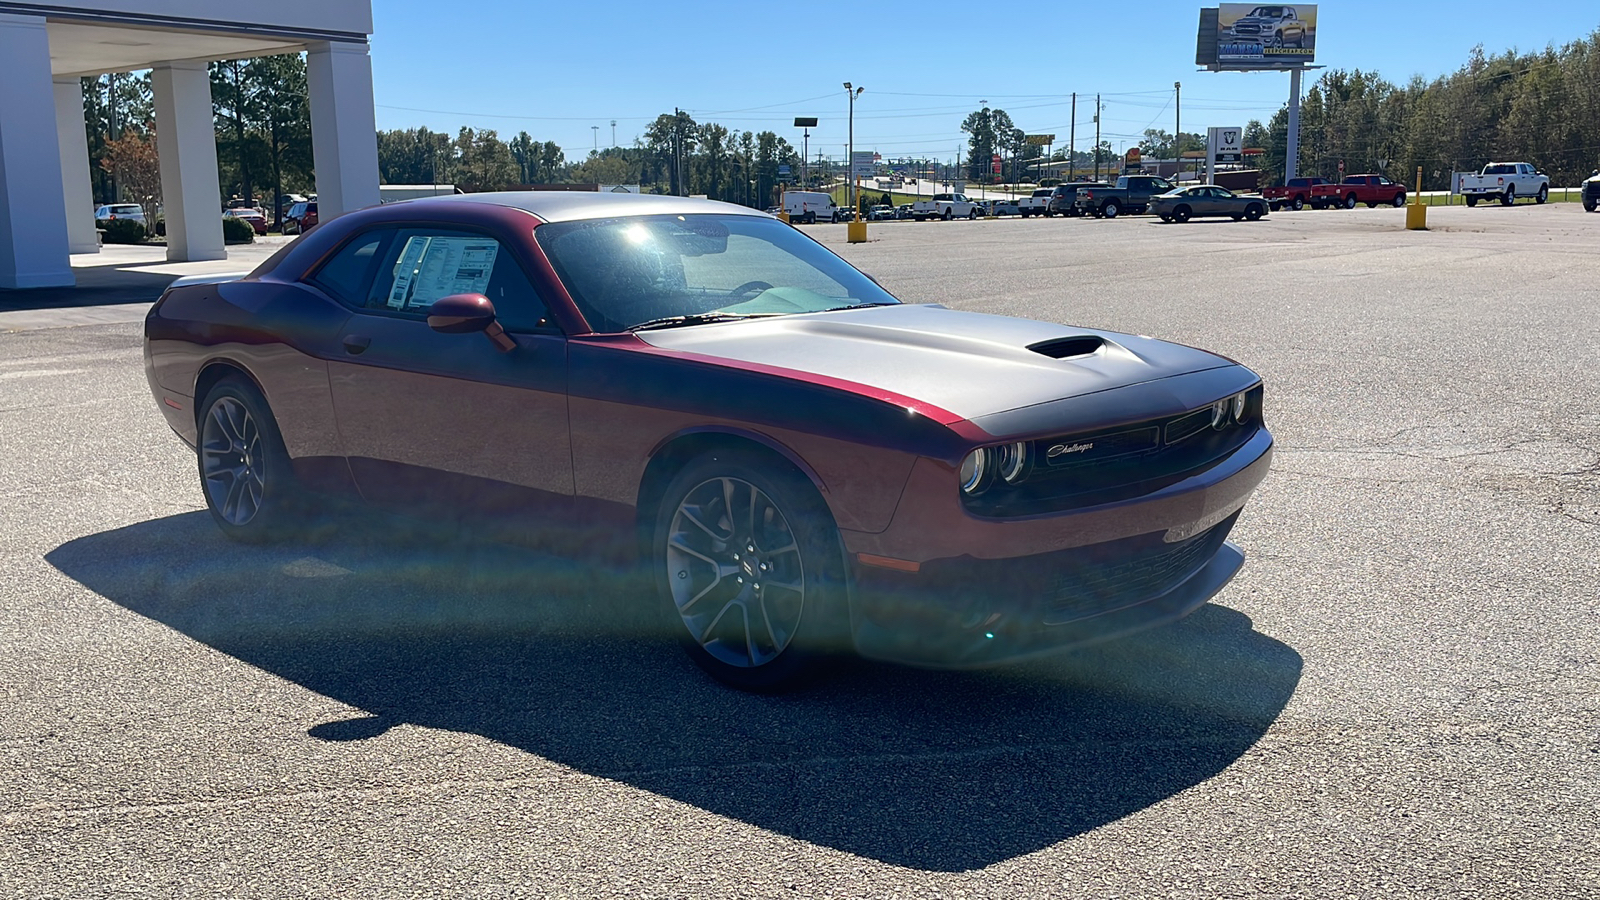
[365,229,552,333]
[311,231,388,305]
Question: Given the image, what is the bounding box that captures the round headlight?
[959,448,990,494]
[1211,399,1230,430]
[1231,392,1248,422]
[996,441,1031,485]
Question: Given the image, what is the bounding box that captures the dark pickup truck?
[1264,177,1327,211]
[1073,175,1177,218]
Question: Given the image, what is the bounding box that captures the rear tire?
[654,450,847,692]
[1102,201,1120,218]
[1501,185,1515,206]
[1343,194,1358,209]
[943,209,953,220]
[1158,214,1172,222]
[1292,196,1305,211]
[1466,195,1479,208]
[1585,199,1597,212]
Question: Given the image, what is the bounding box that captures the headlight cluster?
[959,441,1033,496]
[1211,391,1251,429]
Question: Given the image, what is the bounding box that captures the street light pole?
[592,125,598,154]
[611,120,616,147]
[844,83,863,215]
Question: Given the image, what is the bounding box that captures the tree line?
[1254,27,1600,188]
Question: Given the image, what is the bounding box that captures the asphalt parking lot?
[3,205,1597,897]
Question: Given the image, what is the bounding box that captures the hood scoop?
[1028,335,1105,359]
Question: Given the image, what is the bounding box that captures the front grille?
[964,385,1264,518]
[1043,515,1234,624]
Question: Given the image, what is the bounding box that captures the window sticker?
[387,236,500,310]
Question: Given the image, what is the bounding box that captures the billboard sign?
[1024,134,1055,146]
[1215,4,1316,68]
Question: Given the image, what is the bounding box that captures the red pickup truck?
[1311,175,1407,210]
[1264,177,1327,211]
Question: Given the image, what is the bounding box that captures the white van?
[781,191,840,224]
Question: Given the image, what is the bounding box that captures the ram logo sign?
[1214,3,1317,68]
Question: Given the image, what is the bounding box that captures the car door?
[316,224,574,522]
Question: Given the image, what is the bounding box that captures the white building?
[0,1,379,288]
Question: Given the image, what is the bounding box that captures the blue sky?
[369,2,1597,164]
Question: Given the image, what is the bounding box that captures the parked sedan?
[988,198,1023,216]
[223,208,268,235]
[868,204,896,221]
[1151,186,1268,223]
[144,192,1273,690]
[94,203,146,227]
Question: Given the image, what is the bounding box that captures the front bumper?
[841,430,1272,667]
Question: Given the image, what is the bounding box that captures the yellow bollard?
[777,212,791,223]
[847,220,868,243]
[1406,164,1427,230]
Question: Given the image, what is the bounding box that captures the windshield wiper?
[627,312,781,332]
[812,301,900,314]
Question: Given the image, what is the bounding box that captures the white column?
[55,76,99,255]
[152,60,224,262]
[306,40,380,219]
[0,14,73,288]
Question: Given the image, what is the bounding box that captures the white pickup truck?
[1018,188,1055,217]
[1457,162,1549,207]
[911,193,982,221]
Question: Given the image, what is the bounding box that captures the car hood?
[633,304,1231,422]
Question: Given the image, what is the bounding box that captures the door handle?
[342,334,371,355]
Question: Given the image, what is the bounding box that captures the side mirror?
[427,293,515,351]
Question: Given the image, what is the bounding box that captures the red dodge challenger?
[144,192,1273,689]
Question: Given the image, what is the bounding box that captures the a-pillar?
[306,41,380,219]
[152,60,224,262]
[0,13,73,288]
[55,77,99,255]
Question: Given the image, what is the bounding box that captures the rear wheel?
[654,451,847,691]
[1102,200,1121,218]
[197,377,304,543]
[1343,194,1358,209]
[1501,185,1515,206]
[1172,205,1192,223]
[942,209,953,220]
[1466,195,1479,208]
[1158,214,1173,222]
[1292,196,1305,211]
[1585,198,1597,212]
[804,212,816,225]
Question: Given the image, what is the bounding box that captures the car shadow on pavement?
[47,510,1302,873]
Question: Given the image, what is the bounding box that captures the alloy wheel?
[201,396,265,526]
[665,476,806,669]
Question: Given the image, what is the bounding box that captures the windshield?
[536,213,900,333]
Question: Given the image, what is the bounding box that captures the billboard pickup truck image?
[1217,4,1317,67]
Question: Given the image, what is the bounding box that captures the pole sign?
[1209,126,1243,163]
[850,151,876,180]
[778,164,791,178]
[1024,134,1055,146]
[1214,3,1317,69]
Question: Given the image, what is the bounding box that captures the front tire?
[1536,185,1548,204]
[1244,203,1264,221]
[197,377,303,543]
[1392,193,1406,207]
[1172,205,1192,223]
[654,451,847,691]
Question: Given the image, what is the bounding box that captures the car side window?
[310,230,390,306]
[365,229,554,333]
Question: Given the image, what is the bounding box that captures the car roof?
[402,191,769,223]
